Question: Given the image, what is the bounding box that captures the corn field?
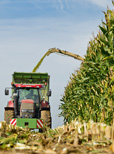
[59,1,114,125]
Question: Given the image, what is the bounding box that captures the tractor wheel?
[41,110,52,128]
[4,109,14,124]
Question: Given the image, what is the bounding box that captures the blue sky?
[0,0,113,128]
[0,0,112,19]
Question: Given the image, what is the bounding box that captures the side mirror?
[47,90,51,97]
[5,89,9,95]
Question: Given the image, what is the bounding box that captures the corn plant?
[59,1,114,125]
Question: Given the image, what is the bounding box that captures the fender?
[41,100,50,109]
[7,100,14,108]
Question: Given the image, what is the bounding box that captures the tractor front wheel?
[41,110,51,128]
[4,107,14,124]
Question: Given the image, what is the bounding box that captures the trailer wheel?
[41,110,51,128]
[4,108,14,124]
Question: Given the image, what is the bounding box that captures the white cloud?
[56,0,113,10]
[0,0,113,15]
[87,0,113,8]
[58,0,64,10]
[53,0,66,12]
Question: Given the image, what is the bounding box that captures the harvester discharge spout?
[32,48,84,72]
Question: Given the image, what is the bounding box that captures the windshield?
[18,88,39,103]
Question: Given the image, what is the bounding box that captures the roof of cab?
[14,84,44,88]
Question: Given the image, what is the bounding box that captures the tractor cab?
[5,83,46,119]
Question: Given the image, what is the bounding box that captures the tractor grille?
[20,100,35,118]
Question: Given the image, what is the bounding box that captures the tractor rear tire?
[41,110,52,128]
[4,108,14,124]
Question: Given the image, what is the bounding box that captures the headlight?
[21,109,34,113]
[21,109,27,112]
[28,109,34,113]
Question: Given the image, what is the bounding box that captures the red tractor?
[4,72,52,129]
